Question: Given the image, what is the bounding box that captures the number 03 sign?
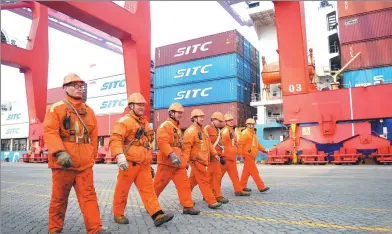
[288,84,302,93]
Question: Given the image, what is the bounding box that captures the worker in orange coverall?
[183,109,222,209]
[238,118,270,193]
[43,73,110,234]
[219,114,251,196]
[203,112,229,204]
[153,102,200,215]
[110,93,174,227]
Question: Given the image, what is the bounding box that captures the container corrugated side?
[339,9,392,44]
[155,30,242,67]
[251,64,257,85]
[154,53,244,88]
[244,40,251,62]
[47,87,65,104]
[153,102,256,130]
[341,37,392,71]
[96,113,123,136]
[338,1,392,19]
[343,66,392,88]
[250,44,256,66]
[153,77,249,109]
[244,60,251,84]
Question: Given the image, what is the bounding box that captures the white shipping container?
[1,100,29,125]
[1,122,29,139]
[86,93,128,116]
[87,74,127,99]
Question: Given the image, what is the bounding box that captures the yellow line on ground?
[230,199,392,212]
[2,190,392,232]
[201,212,392,232]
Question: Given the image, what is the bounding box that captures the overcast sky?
[1,1,260,107]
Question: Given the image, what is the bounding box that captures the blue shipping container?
[244,60,251,84]
[153,77,250,109]
[154,53,244,88]
[343,66,392,88]
[244,40,251,62]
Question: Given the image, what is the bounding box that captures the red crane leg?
[1,2,48,140]
[39,1,152,120]
[273,1,310,96]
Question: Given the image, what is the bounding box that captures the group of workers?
[43,73,270,234]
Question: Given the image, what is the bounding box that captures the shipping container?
[153,102,257,130]
[153,77,250,109]
[96,113,124,136]
[339,9,392,44]
[256,50,260,69]
[154,53,244,88]
[251,64,257,85]
[244,39,251,62]
[86,93,128,116]
[87,74,126,99]
[244,60,251,84]
[343,66,392,88]
[47,87,65,104]
[250,44,257,66]
[1,122,29,139]
[341,37,392,71]
[338,1,392,19]
[155,30,244,67]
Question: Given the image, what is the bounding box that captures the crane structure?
[1,1,391,165]
[266,2,392,165]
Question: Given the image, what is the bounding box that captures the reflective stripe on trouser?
[207,159,223,198]
[189,161,217,206]
[220,160,243,193]
[240,157,266,190]
[48,168,102,234]
[113,163,162,217]
[154,165,194,208]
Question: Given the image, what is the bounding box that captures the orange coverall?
[153,118,194,208]
[219,125,244,193]
[238,128,267,190]
[43,96,102,234]
[183,123,218,206]
[203,124,223,199]
[110,112,165,220]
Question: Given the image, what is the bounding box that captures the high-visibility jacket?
[238,128,266,158]
[221,125,237,161]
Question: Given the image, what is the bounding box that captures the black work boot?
[235,190,251,196]
[243,188,252,192]
[259,186,270,193]
[153,212,174,227]
[216,196,229,204]
[208,202,222,209]
[183,207,200,215]
[114,215,129,224]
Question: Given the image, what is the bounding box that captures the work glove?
[169,152,181,167]
[151,166,155,178]
[57,151,72,169]
[219,156,226,165]
[116,153,128,171]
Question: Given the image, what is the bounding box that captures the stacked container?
[154,30,260,129]
[338,2,392,87]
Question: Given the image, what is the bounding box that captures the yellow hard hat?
[63,73,85,86]
[127,93,147,104]
[168,102,184,112]
[191,109,205,118]
[211,112,224,121]
[246,118,256,124]
[224,113,234,121]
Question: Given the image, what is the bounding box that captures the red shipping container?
[341,37,392,71]
[339,9,392,44]
[96,113,123,136]
[155,30,244,67]
[153,102,256,130]
[338,1,392,18]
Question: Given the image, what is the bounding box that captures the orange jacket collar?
[129,111,146,123]
[65,95,83,107]
[247,128,255,134]
[192,122,202,130]
[168,118,180,128]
